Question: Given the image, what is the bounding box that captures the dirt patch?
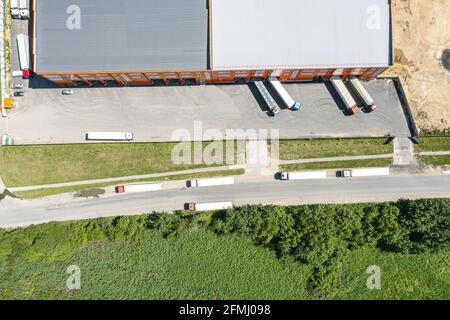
[385,0,450,132]
[0,189,19,200]
[75,189,106,199]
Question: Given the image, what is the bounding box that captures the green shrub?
[398,199,450,253]
[73,221,105,244]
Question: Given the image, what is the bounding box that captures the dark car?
[13,91,24,97]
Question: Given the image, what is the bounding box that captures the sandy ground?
[385,0,450,132]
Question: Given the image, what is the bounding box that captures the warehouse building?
[32,0,393,86]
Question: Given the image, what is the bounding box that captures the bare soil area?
[385,0,450,132]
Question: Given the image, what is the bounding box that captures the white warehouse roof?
[210,0,393,71]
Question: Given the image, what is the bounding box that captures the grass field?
[419,155,450,167]
[335,247,449,300]
[0,226,447,300]
[14,169,245,200]
[280,158,393,172]
[416,137,450,152]
[0,143,245,187]
[278,138,393,161]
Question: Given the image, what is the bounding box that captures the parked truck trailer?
[19,0,30,19]
[187,201,233,212]
[86,132,133,141]
[115,183,162,194]
[268,77,301,111]
[338,167,390,178]
[187,177,235,188]
[347,76,377,112]
[278,171,327,181]
[330,76,358,114]
[254,80,280,115]
[10,0,20,18]
[16,34,30,71]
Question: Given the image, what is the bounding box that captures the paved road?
[0,175,449,228]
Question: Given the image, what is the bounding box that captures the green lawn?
[416,137,450,152]
[278,138,393,160]
[0,142,245,187]
[280,158,393,171]
[14,169,245,200]
[0,224,447,300]
[419,155,450,167]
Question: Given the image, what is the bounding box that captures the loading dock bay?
[1,78,410,145]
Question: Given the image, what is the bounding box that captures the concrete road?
[0,175,449,228]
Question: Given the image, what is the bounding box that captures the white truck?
[330,76,358,115]
[278,171,327,181]
[254,80,280,115]
[17,34,30,71]
[187,201,233,212]
[187,176,235,188]
[338,167,390,178]
[268,77,301,111]
[11,0,20,18]
[19,0,30,19]
[86,132,134,141]
[347,76,377,112]
[115,183,162,194]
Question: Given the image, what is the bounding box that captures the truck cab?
[278,172,289,180]
[337,169,352,178]
[186,180,197,188]
[291,102,302,111]
[270,106,280,115]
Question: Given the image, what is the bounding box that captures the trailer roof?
[34,0,209,73]
[210,0,393,71]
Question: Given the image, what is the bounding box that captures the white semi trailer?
[115,183,162,194]
[187,177,235,188]
[268,77,301,111]
[11,0,20,18]
[187,201,233,212]
[19,0,30,19]
[16,34,30,71]
[254,80,280,115]
[347,76,377,112]
[278,171,327,181]
[86,132,134,141]
[330,76,358,115]
[338,167,390,178]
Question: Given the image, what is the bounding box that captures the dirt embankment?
[385,0,450,132]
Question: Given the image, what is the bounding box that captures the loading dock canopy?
[211,0,392,71]
[34,0,209,73]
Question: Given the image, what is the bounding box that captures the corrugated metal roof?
[211,0,392,71]
[35,0,209,73]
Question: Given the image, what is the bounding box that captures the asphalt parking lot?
[1,78,411,144]
[3,18,410,145]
